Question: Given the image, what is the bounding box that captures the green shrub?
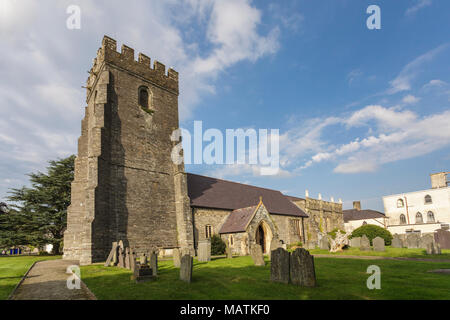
[327,228,346,240]
[210,235,226,255]
[351,224,393,246]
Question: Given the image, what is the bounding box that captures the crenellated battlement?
[87,35,179,98]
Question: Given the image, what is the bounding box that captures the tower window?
[400,214,406,225]
[138,87,149,109]
[205,225,213,239]
[424,195,432,204]
[397,199,404,208]
[415,212,423,224]
[427,211,435,223]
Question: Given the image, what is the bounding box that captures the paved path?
[10,259,96,300]
[313,254,450,263]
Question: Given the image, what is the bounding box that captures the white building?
[383,172,450,235]
[343,201,388,232]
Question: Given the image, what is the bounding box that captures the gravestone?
[270,248,290,284]
[150,251,158,276]
[226,244,233,259]
[406,233,421,249]
[360,235,371,251]
[350,237,361,248]
[391,234,403,248]
[118,247,125,268]
[173,248,181,268]
[250,244,265,266]
[198,239,211,262]
[130,250,137,272]
[373,237,385,252]
[269,237,281,260]
[140,253,147,266]
[419,234,434,249]
[305,241,317,250]
[180,254,193,283]
[434,229,450,249]
[289,248,316,287]
[133,264,154,283]
[104,242,118,266]
[436,243,442,255]
[319,236,329,250]
[426,242,436,255]
[125,248,131,269]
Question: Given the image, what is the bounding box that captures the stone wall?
[64,36,194,265]
[192,207,230,246]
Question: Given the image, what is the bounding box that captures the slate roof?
[343,209,387,223]
[219,206,258,234]
[186,173,308,217]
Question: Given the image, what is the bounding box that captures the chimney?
[430,172,449,189]
[353,201,361,211]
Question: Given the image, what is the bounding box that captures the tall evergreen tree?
[4,155,75,254]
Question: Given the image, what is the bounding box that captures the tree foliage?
[211,234,226,255]
[351,224,393,246]
[1,155,75,254]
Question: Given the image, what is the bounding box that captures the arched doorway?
[254,220,273,254]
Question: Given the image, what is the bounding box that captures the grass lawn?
[0,255,61,300]
[308,246,450,259]
[80,256,450,300]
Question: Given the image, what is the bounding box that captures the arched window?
[415,212,423,224]
[400,214,406,225]
[427,211,435,223]
[397,199,404,208]
[205,225,213,238]
[424,195,432,204]
[138,87,149,109]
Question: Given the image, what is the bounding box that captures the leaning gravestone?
[319,236,330,250]
[270,248,290,284]
[373,237,385,252]
[360,235,371,251]
[289,248,316,287]
[391,234,403,248]
[104,242,118,267]
[150,251,158,276]
[198,239,211,262]
[173,248,181,268]
[118,247,125,268]
[406,233,421,249]
[419,234,434,249]
[125,248,131,269]
[350,237,361,248]
[250,244,265,266]
[180,254,193,283]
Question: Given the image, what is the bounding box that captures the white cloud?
[405,0,432,16]
[402,94,420,104]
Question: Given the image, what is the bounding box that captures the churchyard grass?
[0,255,61,300]
[80,255,450,300]
[308,246,450,259]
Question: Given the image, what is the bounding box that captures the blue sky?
[0,0,449,211]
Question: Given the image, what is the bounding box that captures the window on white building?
[424,195,432,204]
[427,211,435,223]
[397,199,404,208]
[400,214,407,225]
[415,212,423,224]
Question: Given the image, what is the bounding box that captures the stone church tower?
[63,36,194,265]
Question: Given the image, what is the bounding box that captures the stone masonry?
[63,36,194,265]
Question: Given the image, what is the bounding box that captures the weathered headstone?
[130,250,137,272]
[125,248,131,269]
[373,237,385,252]
[270,248,290,284]
[250,244,265,266]
[350,237,361,248]
[226,244,233,259]
[140,253,147,266]
[434,229,450,250]
[289,248,316,287]
[391,234,403,248]
[426,242,436,255]
[133,264,154,283]
[419,234,434,249]
[118,247,125,268]
[198,239,211,262]
[406,233,421,249]
[180,254,193,283]
[319,236,330,250]
[305,241,317,250]
[104,242,118,266]
[173,248,181,268]
[150,251,158,276]
[360,235,371,251]
[269,237,281,260]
